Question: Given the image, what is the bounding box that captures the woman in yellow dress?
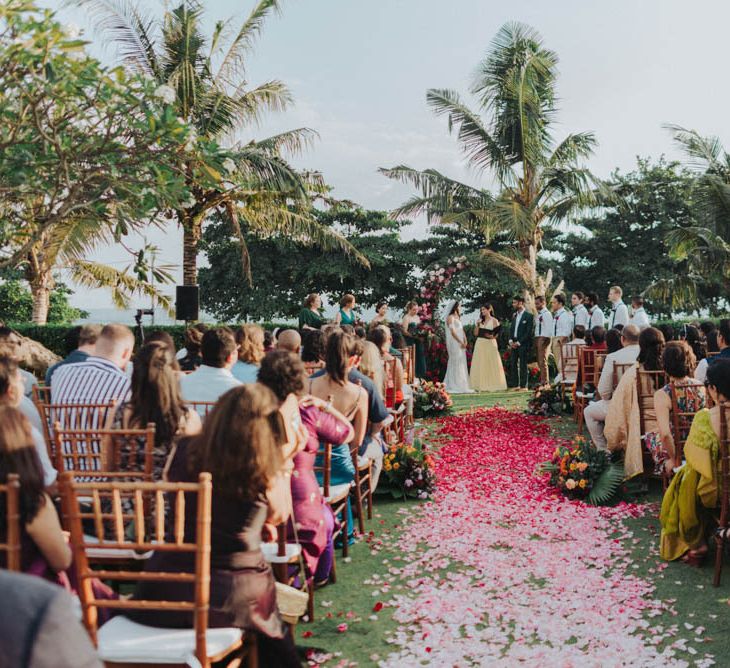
[660,358,730,564]
[469,303,507,392]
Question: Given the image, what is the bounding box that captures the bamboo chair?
[383,357,407,442]
[31,384,51,405]
[350,444,374,535]
[60,472,249,667]
[34,398,117,457]
[558,343,582,406]
[612,362,634,395]
[187,401,217,421]
[669,380,706,470]
[397,347,415,385]
[714,402,730,586]
[313,442,350,574]
[0,474,21,571]
[574,350,606,433]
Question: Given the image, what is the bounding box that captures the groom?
[508,295,534,390]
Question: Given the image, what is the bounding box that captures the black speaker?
[175,285,199,321]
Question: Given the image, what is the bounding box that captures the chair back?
[60,472,219,663]
[669,380,707,466]
[397,347,415,384]
[0,474,21,571]
[34,400,117,456]
[383,357,397,408]
[313,443,334,498]
[718,403,730,536]
[32,384,52,405]
[303,362,323,377]
[578,348,605,387]
[188,401,217,420]
[707,351,720,359]
[560,343,582,384]
[635,369,667,435]
[53,424,156,477]
[613,362,633,389]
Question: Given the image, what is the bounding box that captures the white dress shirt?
[552,308,573,338]
[534,308,554,337]
[596,344,640,400]
[573,304,590,329]
[589,306,605,330]
[609,301,629,328]
[179,364,242,405]
[629,307,651,330]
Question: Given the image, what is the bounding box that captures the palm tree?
[76,0,364,285]
[381,22,605,309]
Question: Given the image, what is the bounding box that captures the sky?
[45,0,730,314]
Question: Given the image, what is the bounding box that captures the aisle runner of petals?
[376,408,712,667]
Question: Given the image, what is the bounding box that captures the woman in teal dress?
[335,293,357,326]
[298,293,326,331]
[401,301,428,378]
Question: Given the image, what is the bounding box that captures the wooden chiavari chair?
[350,445,373,535]
[33,398,117,456]
[714,402,730,586]
[383,357,406,442]
[575,350,606,433]
[611,362,634,394]
[60,472,250,667]
[635,368,668,483]
[398,347,415,385]
[559,343,582,405]
[303,362,324,377]
[669,380,707,470]
[187,400,217,421]
[313,443,350,571]
[0,474,21,571]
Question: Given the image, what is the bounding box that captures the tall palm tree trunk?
[182,215,201,286]
[29,271,53,325]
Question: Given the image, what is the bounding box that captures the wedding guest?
[629,296,651,330]
[299,293,326,331]
[369,326,405,404]
[112,342,201,479]
[401,301,427,378]
[335,294,357,326]
[258,351,354,585]
[710,319,730,365]
[660,359,730,564]
[354,325,367,341]
[51,324,133,406]
[550,294,572,379]
[369,301,389,332]
[605,328,623,354]
[129,385,301,667]
[508,296,534,390]
[588,327,608,351]
[695,330,720,383]
[276,329,302,355]
[586,292,605,331]
[0,328,36,398]
[470,303,507,392]
[568,325,587,347]
[575,327,608,391]
[359,341,386,399]
[301,330,326,369]
[179,327,241,407]
[45,324,101,386]
[699,321,716,345]
[533,295,553,385]
[658,323,675,343]
[584,324,640,449]
[177,324,206,371]
[232,325,265,383]
[608,286,629,329]
[679,324,704,362]
[571,292,590,329]
[263,329,275,353]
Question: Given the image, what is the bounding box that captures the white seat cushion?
[97,616,242,664]
[318,482,352,503]
[261,541,302,563]
[575,391,595,399]
[357,455,371,469]
[84,534,153,561]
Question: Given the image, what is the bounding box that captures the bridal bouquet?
[413,380,453,418]
[383,439,436,500]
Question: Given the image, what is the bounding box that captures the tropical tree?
[76,0,362,285]
[381,22,606,310]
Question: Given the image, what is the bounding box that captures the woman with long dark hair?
[470,303,507,392]
[442,300,473,394]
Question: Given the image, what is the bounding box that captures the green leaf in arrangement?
[586,462,624,506]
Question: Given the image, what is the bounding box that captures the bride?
[442,300,474,394]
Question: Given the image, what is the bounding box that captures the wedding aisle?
[306,402,723,667]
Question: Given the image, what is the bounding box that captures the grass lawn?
[302,392,730,666]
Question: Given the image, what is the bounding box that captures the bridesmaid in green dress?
[298,293,327,331]
[401,301,428,378]
[335,293,357,326]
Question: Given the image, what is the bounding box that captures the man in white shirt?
[179,327,242,411]
[571,292,590,330]
[608,286,629,329]
[551,294,573,379]
[533,295,554,385]
[586,292,605,332]
[629,296,651,330]
[584,324,641,449]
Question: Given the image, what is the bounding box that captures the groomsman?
[586,292,605,330]
[507,295,534,389]
[629,296,650,330]
[571,292,590,329]
[608,286,629,329]
[551,294,572,376]
[533,295,553,385]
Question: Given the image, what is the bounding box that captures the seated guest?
[301,330,326,369]
[0,359,56,490]
[113,342,201,479]
[695,330,720,383]
[179,327,241,407]
[575,327,607,391]
[605,328,623,354]
[299,293,326,331]
[232,325,264,383]
[0,327,36,398]
[660,359,730,564]
[606,328,665,477]
[51,324,134,406]
[657,323,675,343]
[645,342,705,475]
[710,319,730,366]
[680,324,704,362]
[177,324,206,371]
[263,329,275,353]
[258,351,354,586]
[584,324,641,450]
[588,327,607,351]
[699,321,716,346]
[276,329,302,355]
[129,385,300,667]
[359,341,386,400]
[354,325,367,341]
[45,324,101,386]
[568,325,587,347]
[369,326,404,406]
[144,331,181,374]
[629,296,651,330]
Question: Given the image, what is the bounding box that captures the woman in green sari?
[660,358,730,563]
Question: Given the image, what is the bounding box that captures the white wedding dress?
[443,317,474,394]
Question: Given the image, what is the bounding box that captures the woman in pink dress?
[258,351,354,584]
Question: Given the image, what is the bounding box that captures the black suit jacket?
[510,310,534,348]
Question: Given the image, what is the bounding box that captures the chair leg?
[342,503,349,558]
[329,550,337,584]
[245,632,259,668]
[366,470,373,520]
[714,533,724,587]
[353,485,365,535]
[306,577,315,622]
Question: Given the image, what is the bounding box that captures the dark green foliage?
[0,281,88,324]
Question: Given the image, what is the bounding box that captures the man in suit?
[507,295,534,390]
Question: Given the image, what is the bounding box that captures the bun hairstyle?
[326,330,361,384]
[188,384,284,501]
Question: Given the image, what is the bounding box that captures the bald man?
[276,329,302,355]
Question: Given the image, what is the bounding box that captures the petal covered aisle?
[375,408,712,667]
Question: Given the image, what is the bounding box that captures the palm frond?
[666,124,724,173]
[586,462,624,506]
[548,132,597,166]
[644,275,702,310]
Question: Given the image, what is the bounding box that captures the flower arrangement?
[382,439,436,500]
[536,435,624,505]
[526,384,562,416]
[413,380,453,418]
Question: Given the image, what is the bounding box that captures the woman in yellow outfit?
[660,358,730,563]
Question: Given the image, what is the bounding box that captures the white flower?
[222,158,236,174]
[404,479,413,488]
[63,23,81,38]
[154,84,176,105]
